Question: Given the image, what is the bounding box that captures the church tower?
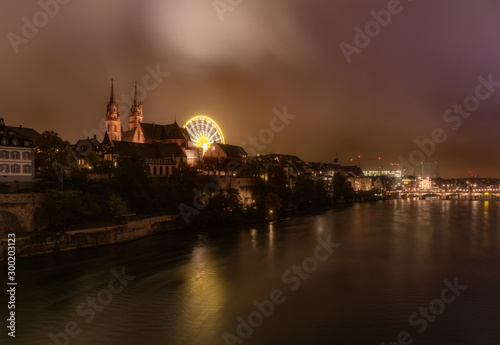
[105,79,121,141]
[128,81,143,131]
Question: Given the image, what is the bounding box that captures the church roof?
[140,122,191,141]
[121,129,136,142]
[107,141,186,159]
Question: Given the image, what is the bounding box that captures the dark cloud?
[1,0,499,177]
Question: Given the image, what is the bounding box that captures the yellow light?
[184,115,225,144]
[200,139,209,154]
[184,115,225,155]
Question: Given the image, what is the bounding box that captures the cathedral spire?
[109,78,115,104]
[105,78,121,141]
[133,80,139,106]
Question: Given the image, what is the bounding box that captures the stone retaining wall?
[0,215,179,259]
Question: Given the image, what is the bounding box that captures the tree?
[200,156,223,175]
[40,189,85,230]
[222,188,243,212]
[313,180,330,207]
[113,155,150,212]
[91,157,114,174]
[34,131,76,180]
[266,165,290,206]
[333,173,354,203]
[239,158,263,178]
[265,192,283,219]
[108,194,130,217]
[293,176,314,208]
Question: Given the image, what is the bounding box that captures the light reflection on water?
[13,200,500,345]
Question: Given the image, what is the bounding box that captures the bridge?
[395,189,500,200]
[0,194,45,234]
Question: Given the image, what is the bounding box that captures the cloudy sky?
[1,0,499,177]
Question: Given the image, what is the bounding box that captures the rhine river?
[10,200,500,345]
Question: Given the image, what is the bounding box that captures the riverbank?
[0,214,179,260]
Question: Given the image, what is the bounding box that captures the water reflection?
[14,200,500,345]
[175,242,225,343]
[250,228,258,249]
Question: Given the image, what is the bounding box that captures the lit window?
[0,164,9,173]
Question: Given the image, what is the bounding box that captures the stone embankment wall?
[0,193,45,232]
[0,215,178,259]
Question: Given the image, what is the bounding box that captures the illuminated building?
[103,80,199,166]
[0,118,39,191]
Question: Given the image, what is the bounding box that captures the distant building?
[0,118,39,191]
[103,141,187,177]
[372,176,393,191]
[348,176,373,191]
[214,176,255,207]
[339,165,364,177]
[401,176,417,192]
[204,142,247,162]
[418,177,435,191]
[364,168,402,179]
[309,159,341,198]
[74,136,103,168]
[421,162,439,178]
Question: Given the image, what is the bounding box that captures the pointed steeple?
[105,79,121,141]
[109,78,115,104]
[129,80,143,131]
[133,80,139,106]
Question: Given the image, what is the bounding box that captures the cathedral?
[102,79,200,168]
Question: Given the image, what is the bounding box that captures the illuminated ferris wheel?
[184,115,225,154]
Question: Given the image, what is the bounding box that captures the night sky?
[1,0,499,177]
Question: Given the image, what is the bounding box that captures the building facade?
[103,141,187,177]
[0,118,38,191]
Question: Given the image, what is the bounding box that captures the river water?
[9,200,500,345]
